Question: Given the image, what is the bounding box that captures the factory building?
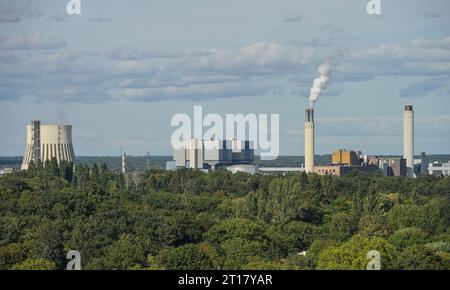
[21,120,75,170]
[311,149,377,176]
[332,149,360,166]
[171,139,254,170]
[0,168,14,176]
[420,152,428,175]
[368,157,407,177]
[412,152,428,176]
[314,164,378,177]
[428,162,450,176]
[226,164,259,175]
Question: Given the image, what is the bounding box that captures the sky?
[0,0,449,156]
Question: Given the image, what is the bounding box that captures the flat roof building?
[332,149,360,166]
[172,139,254,170]
[368,157,406,177]
[314,165,378,176]
[428,161,450,176]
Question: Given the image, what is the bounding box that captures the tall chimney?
[403,105,414,177]
[305,108,315,173]
[121,149,126,174]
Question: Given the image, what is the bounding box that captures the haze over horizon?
[0,0,449,156]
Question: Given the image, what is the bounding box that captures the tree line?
[0,159,449,269]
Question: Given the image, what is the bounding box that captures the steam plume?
[308,61,334,107]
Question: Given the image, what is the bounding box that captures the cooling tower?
[403,105,414,177]
[305,108,315,173]
[21,121,75,170]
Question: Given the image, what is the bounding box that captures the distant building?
[368,157,406,176]
[314,165,378,176]
[258,167,305,175]
[171,139,254,170]
[421,152,427,175]
[227,164,259,174]
[413,152,428,176]
[0,168,14,176]
[428,161,450,176]
[332,149,360,166]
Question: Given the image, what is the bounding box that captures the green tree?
[164,244,213,270]
[388,227,429,250]
[221,237,265,270]
[268,178,301,224]
[0,242,29,269]
[394,245,449,270]
[317,235,397,270]
[102,234,146,270]
[11,258,57,270]
[282,221,321,253]
[358,214,390,238]
[327,212,352,241]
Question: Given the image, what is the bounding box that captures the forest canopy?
[0,160,449,270]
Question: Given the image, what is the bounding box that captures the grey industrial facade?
[172,139,254,170]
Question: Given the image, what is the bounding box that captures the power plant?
[403,105,414,177]
[21,120,75,170]
[304,108,315,173]
[170,139,254,170]
[12,104,427,178]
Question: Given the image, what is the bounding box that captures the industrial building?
[170,139,254,170]
[332,149,360,166]
[226,164,259,175]
[21,120,75,170]
[164,103,427,178]
[0,168,14,176]
[368,157,407,177]
[413,152,428,176]
[428,162,450,176]
[314,164,378,176]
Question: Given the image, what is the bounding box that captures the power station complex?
[21,120,75,170]
[169,139,254,170]
[300,104,418,177]
[164,104,427,177]
[14,105,448,177]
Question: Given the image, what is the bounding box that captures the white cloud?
[186,43,316,73]
[107,46,183,60]
[0,33,67,50]
[1,36,449,104]
[350,37,450,77]
[112,81,267,102]
[0,0,41,23]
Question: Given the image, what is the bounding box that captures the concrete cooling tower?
[21,120,75,170]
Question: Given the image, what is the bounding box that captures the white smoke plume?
[308,61,334,108]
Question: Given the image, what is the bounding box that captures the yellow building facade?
[332,149,359,166]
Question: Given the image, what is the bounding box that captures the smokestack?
[121,151,127,174]
[403,105,414,177]
[305,108,314,173]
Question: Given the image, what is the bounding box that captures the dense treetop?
[0,159,449,270]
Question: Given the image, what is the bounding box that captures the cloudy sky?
[0,0,449,156]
